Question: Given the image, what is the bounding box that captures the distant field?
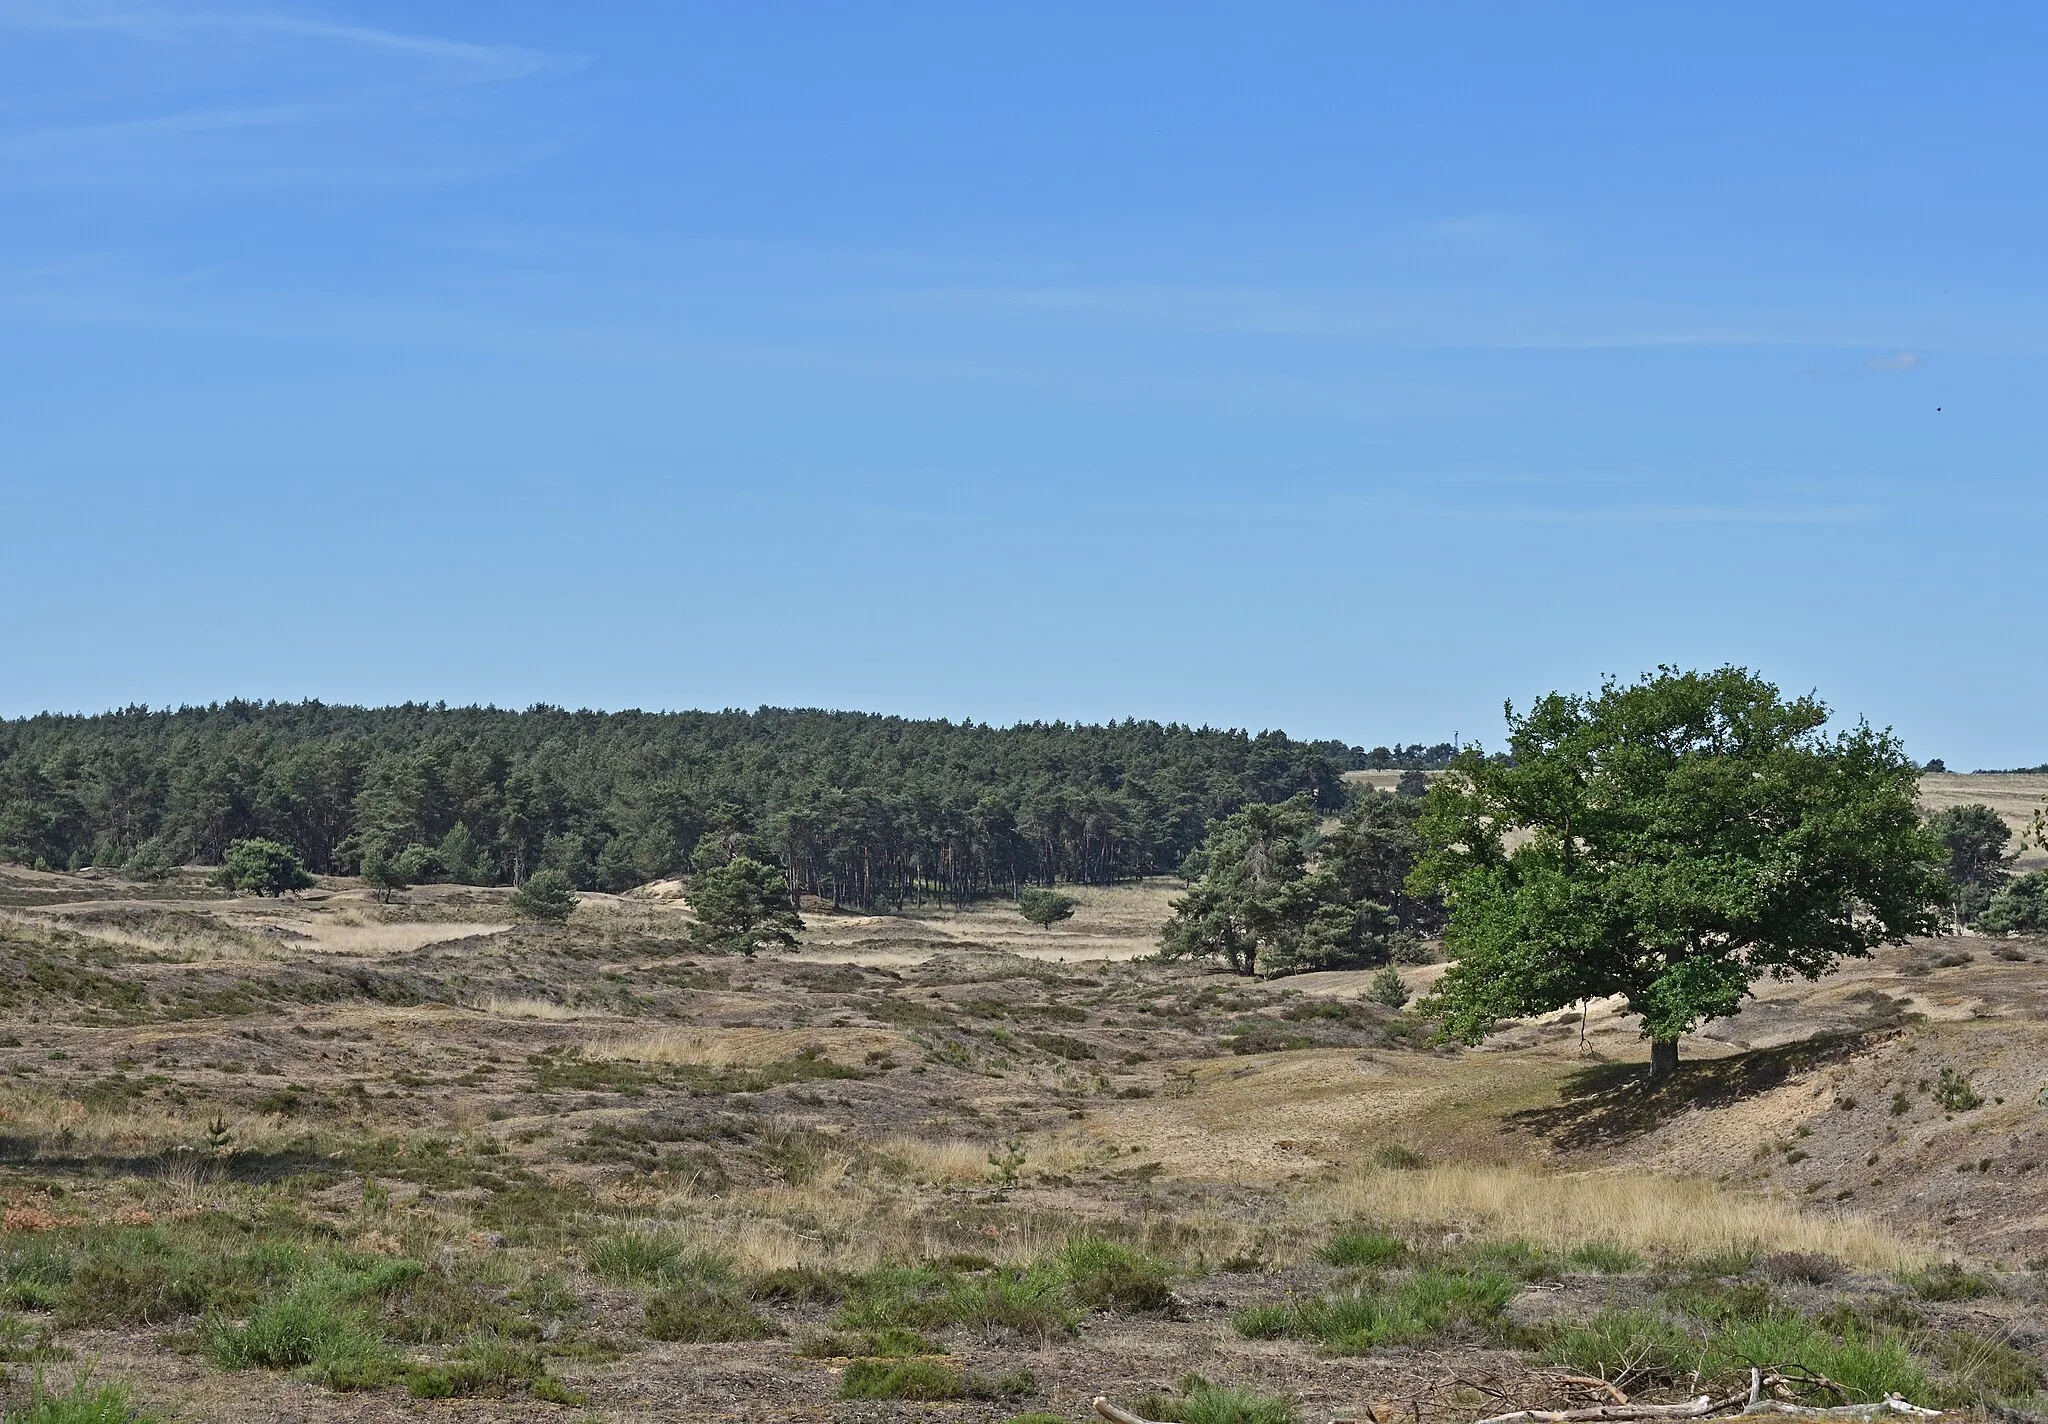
[1919,771,2048,869]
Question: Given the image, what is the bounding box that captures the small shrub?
[509,869,578,923]
[1059,1236,1174,1313]
[1319,1231,1406,1269]
[1903,1261,1992,1302]
[1932,1067,1984,1112]
[840,1358,967,1401]
[1371,1143,1426,1169]
[643,1282,777,1342]
[403,1336,551,1399]
[1017,888,1079,928]
[1758,1251,1844,1285]
[1132,1373,1297,1424]
[1365,966,1409,1009]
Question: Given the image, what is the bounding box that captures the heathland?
[1,784,2046,1422]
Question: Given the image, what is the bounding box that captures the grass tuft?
[1132,1374,1297,1424]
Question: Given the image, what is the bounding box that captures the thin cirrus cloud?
[1864,349,1921,371]
[0,2,574,189]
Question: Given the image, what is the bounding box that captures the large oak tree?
[1409,667,1946,1080]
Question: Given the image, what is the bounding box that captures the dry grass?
[299,921,508,956]
[472,995,613,1021]
[586,1025,907,1068]
[1304,1163,1933,1271]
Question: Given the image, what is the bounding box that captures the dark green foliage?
[1412,668,1946,1077]
[1163,791,1433,978]
[1978,869,2048,934]
[1017,887,1078,927]
[358,844,409,902]
[0,702,1350,903]
[212,838,312,896]
[508,869,577,923]
[689,856,802,954]
[1132,1374,1297,1424]
[1932,1067,1983,1112]
[1365,966,1409,1008]
[1925,803,2015,926]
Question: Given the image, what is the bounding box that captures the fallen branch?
[1742,1399,1939,1420]
[1094,1398,1159,1424]
[1474,1390,1750,1424]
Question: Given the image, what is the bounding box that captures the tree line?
[0,702,1387,907]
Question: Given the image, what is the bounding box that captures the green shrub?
[840,1359,968,1400]
[1903,1262,1992,1301]
[1319,1231,1405,1269]
[1058,1236,1174,1313]
[509,869,578,923]
[1132,1374,1297,1424]
[644,1281,777,1343]
[1933,1068,1984,1112]
[202,1292,398,1387]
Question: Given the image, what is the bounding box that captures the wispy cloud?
[0,3,559,83]
[1864,349,1921,371]
[0,2,575,191]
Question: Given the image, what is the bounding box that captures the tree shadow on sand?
[1507,1024,1906,1151]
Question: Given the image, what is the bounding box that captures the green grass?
[1132,1374,1296,1424]
[585,1232,736,1289]
[831,1242,1168,1342]
[1318,1231,1405,1269]
[1539,1309,1698,1385]
[840,1358,970,1400]
[1901,1262,1992,1301]
[1057,1236,1174,1312]
[1544,1302,1937,1406]
[0,1376,161,1424]
[643,1281,778,1342]
[1234,1265,1516,1352]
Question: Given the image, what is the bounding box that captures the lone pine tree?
[1409,667,1945,1081]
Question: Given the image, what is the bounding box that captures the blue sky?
[2,3,2043,766]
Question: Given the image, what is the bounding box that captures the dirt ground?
[1,863,2045,1423]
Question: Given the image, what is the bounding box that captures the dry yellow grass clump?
[472,995,613,1021]
[1310,1163,1931,1271]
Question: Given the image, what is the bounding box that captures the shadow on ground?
[1506,1027,1904,1150]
